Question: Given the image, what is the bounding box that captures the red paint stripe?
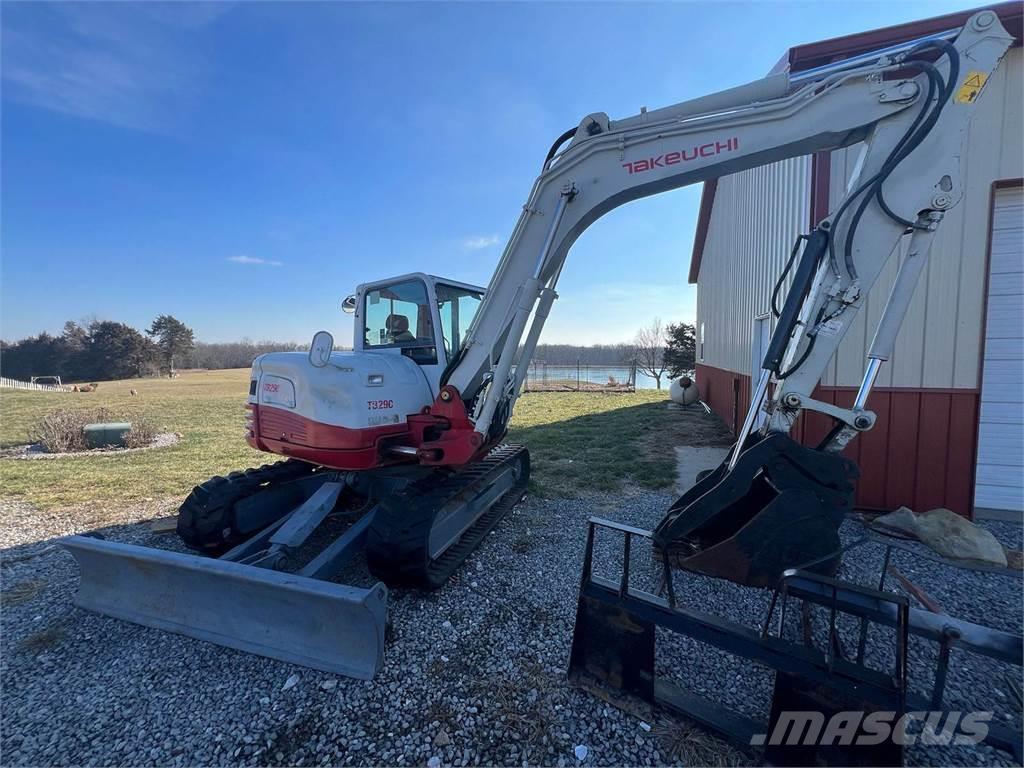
[947,395,979,518]
[914,392,951,511]
[695,364,979,517]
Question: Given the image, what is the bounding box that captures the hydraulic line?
[770,44,959,382]
[543,127,578,171]
[827,45,957,281]
[771,234,810,319]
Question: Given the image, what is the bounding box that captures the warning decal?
[955,71,989,104]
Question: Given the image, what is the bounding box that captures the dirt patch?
[0,432,180,460]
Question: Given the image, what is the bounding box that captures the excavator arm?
[426,11,1012,469]
[417,10,1013,587]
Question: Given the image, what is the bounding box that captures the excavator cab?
[344,273,485,393]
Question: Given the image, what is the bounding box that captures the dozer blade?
[653,433,859,588]
[62,535,387,680]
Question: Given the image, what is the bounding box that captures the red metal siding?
[695,362,980,517]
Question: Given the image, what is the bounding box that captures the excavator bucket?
[62,535,388,680]
[653,433,858,588]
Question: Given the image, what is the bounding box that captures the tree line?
[1,314,696,387]
[2,318,183,382]
[534,321,696,390]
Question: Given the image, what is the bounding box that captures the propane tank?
[669,375,699,406]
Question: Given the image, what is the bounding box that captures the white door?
[975,185,1024,513]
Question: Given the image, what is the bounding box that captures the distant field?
[0,368,727,510]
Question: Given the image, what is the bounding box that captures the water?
[522,364,664,390]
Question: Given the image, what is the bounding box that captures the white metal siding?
[975,186,1024,512]
[695,48,1023,389]
[696,156,811,374]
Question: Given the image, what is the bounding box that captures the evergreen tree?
[147,315,195,375]
[663,322,696,378]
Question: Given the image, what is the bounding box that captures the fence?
[521,361,637,392]
[0,376,70,392]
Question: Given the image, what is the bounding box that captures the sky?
[1,0,978,346]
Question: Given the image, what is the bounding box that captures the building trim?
[688,179,717,284]
[809,150,832,228]
[786,2,1022,74]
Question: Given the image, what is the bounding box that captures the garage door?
[975,185,1024,513]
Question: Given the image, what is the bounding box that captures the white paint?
[252,351,431,431]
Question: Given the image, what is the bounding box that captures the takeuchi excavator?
[63,10,1014,680]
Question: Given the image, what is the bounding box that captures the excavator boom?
[62,10,1014,679]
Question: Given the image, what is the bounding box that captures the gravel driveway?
[1,493,1020,767]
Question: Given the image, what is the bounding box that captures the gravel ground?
[1,492,1020,767]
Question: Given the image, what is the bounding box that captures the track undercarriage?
[62,444,530,678]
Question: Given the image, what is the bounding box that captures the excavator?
[63,10,1013,681]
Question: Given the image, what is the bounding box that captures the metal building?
[689,4,1023,519]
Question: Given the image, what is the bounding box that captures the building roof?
[687,2,1023,284]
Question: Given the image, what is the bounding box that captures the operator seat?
[386,314,416,343]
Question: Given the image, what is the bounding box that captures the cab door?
[357,275,447,394]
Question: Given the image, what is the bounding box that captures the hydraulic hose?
[543,127,578,172]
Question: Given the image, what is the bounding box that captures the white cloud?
[462,235,500,251]
[227,255,283,267]
[1,4,229,133]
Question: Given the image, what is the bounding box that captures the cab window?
[437,284,483,356]
[364,280,437,364]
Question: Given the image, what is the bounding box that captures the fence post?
[577,359,580,391]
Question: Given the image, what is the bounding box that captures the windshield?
[364,279,435,352]
[436,284,483,356]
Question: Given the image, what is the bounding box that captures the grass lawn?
[0,368,730,510]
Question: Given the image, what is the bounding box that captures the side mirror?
[309,330,334,368]
[341,295,357,314]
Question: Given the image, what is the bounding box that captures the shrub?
[123,418,158,448]
[29,408,160,452]
[30,408,113,453]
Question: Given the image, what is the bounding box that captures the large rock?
[875,506,1007,566]
[915,508,1007,566]
[873,506,918,537]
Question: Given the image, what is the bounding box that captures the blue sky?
[1,0,974,345]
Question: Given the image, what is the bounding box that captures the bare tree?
[629,317,669,389]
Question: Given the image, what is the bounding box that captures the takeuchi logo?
[622,137,739,175]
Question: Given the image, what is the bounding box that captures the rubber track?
[365,445,529,589]
[176,459,319,552]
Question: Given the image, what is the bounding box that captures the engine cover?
[246,351,433,470]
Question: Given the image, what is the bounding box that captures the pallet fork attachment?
[569,517,1024,766]
[62,481,389,680]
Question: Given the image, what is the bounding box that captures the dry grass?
[19,621,67,654]
[653,718,750,766]
[1,369,261,509]
[467,660,566,763]
[1,578,47,606]
[1,368,730,510]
